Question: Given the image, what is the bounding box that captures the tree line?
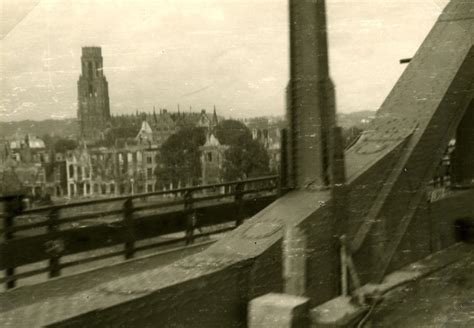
[155,120,363,189]
[156,119,270,188]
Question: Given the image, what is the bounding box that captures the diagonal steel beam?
[345,0,474,282]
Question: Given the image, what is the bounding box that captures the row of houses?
[0,111,284,201]
[0,108,225,200]
[0,135,64,198]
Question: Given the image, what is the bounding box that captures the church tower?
[200,134,228,186]
[77,47,111,142]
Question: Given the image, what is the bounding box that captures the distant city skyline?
[1,0,448,121]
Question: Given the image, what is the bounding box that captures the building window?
[101,184,106,195]
[93,184,99,194]
[69,165,74,178]
[70,184,75,196]
[110,184,115,194]
[78,184,84,196]
[85,183,90,194]
[88,62,93,77]
[147,156,152,164]
[147,168,153,177]
[147,184,153,193]
[85,167,90,178]
[207,153,212,162]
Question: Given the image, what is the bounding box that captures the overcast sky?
[0,0,448,121]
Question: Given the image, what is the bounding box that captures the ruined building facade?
[65,143,159,198]
[77,47,111,142]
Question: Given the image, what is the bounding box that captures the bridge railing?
[0,175,280,290]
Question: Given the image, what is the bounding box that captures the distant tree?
[40,134,78,154]
[215,120,270,181]
[98,124,140,147]
[215,119,253,146]
[54,138,78,153]
[0,166,23,195]
[156,126,207,189]
[110,125,139,139]
[221,137,270,181]
[41,134,54,150]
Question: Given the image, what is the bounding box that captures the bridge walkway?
[0,238,215,314]
[369,245,474,327]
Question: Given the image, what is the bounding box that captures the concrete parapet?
[311,296,368,327]
[248,293,310,328]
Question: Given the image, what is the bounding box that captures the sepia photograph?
[0,0,473,326]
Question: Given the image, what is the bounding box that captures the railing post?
[184,190,195,245]
[235,182,245,226]
[47,208,62,278]
[123,198,135,259]
[2,195,23,289]
[279,128,289,196]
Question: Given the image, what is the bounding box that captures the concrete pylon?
[452,99,474,187]
[287,0,336,190]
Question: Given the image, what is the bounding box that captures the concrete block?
[248,293,310,328]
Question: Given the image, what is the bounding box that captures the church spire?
[210,106,218,132]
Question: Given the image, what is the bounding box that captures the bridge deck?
[371,245,474,327]
[0,240,214,314]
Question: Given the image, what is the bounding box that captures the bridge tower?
[287,0,337,190]
[452,100,474,187]
[77,47,111,142]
